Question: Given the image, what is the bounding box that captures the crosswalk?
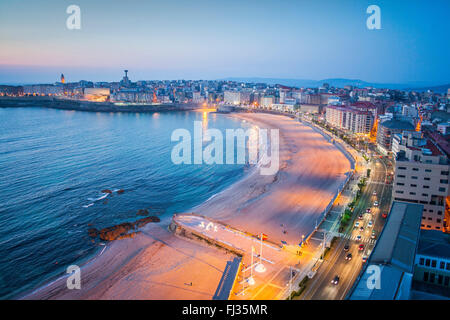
[339,233,376,245]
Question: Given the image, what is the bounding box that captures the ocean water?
[0,107,251,299]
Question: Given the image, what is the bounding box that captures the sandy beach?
[22,112,351,300]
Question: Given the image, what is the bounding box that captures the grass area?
[321,236,337,259]
[288,276,310,300]
[339,177,367,232]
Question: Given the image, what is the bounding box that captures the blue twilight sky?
[0,0,449,84]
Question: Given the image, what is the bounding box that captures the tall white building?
[325,105,374,134]
[223,91,240,105]
[260,96,274,109]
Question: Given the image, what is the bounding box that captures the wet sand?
[23,112,351,300]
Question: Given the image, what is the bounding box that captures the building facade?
[393,131,450,232]
[325,105,374,134]
[414,230,450,293]
[377,119,415,154]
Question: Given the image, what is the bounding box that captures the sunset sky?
[0,0,449,84]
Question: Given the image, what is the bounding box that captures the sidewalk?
[278,116,370,300]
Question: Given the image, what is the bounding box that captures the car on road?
[366,208,371,213]
[371,230,376,239]
[354,221,360,228]
[356,235,362,242]
[362,255,368,263]
[359,226,364,232]
[372,191,377,196]
[345,253,352,261]
[359,244,365,251]
[331,275,340,285]
[344,243,350,251]
[382,212,388,219]
[368,220,373,228]
[358,214,364,220]
[373,201,379,207]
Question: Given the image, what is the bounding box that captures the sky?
[0,0,449,84]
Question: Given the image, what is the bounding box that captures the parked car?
[362,255,368,263]
[371,230,376,239]
[382,212,388,219]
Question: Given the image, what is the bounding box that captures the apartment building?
[392,131,450,232]
[223,91,241,105]
[325,105,374,134]
[377,119,415,154]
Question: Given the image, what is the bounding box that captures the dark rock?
[99,222,134,241]
[134,216,160,228]
[89,215,160,241]
[88,228,99,238]
[137,209,149,216]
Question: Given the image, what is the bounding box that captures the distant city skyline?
[0,0,449,84]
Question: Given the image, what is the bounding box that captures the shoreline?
[21,112,352,300]
[0,96,203,113]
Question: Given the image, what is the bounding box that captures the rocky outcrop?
[88,216,160,241]
[136,209,149,216]
[135,216,160,228]
[88,228,99,238]
[98,222,135,241]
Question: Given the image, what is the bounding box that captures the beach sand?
[23,112,351,300]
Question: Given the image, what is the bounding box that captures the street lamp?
[255,233,266,273]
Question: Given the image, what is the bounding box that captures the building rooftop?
[370,202,423,273]
[326,104,371,115]
[348,201,423,300]
[380,119,415,131]
[417,229,450,260]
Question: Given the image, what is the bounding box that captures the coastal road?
[299,156,392,300]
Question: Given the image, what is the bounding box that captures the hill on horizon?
[221,77,450,93]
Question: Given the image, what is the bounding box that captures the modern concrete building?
[376,119,415,154]
[260,96,274,109]
[271,103,295,113]
[392,131,449,232]
[437,122,450,136]
[413,229,450,296]
[223,91,241,105]
[299,104,321,114]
